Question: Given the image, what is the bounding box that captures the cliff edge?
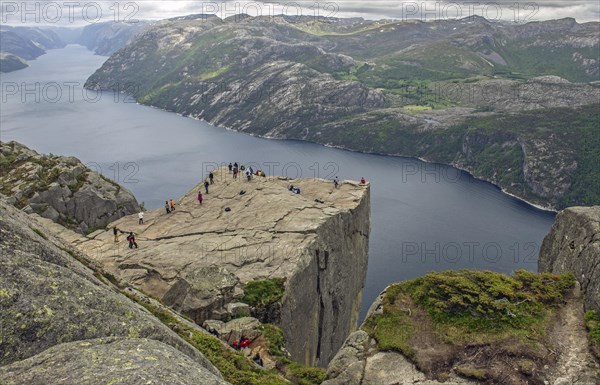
[40,166,371,367]
[539,206,600,313]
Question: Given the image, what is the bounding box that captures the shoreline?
[139,101,558,214]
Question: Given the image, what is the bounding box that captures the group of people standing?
[165,199,176,214]
[113,226,138,249]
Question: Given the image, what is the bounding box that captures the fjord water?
[1,45,556,321]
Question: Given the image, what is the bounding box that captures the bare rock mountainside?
[38,167,371,367]
[0,141,140,234]
[0,25,65,72]
[0,198,229,384]
[539,206,600,314]
[86,15,600,209]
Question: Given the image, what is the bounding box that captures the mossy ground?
[362,270,576,383]
[585,310,600,359]
[242,278,286,307]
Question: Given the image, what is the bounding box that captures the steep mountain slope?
[78,21,151,55]
[0,25,65,72]
[0,197,229,384]
[86,15,600,209]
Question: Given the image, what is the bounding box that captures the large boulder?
[0,338,230,385]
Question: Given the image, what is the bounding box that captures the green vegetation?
[584,310,600,359]
[362,270,576,382]
[364,270,575,351]
[242,278,286,307]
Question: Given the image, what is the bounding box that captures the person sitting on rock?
[165,201,171,214]
[239,336,251,349]
[360,177,366,185]
[231,341,239,350]
[253,353,263,367]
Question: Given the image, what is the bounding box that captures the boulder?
[0,338,230,385]
[226,302,251,318]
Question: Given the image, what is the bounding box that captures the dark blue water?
[0,45,556,321]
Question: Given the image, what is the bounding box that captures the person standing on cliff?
[209,172,214,184]
[228,163,233,173]
[233,166,238,180]
[138,211,144,225]
[334,176,339,189]
[204,179,210,194]
[170,199,175,211]
[127,232,138,249]
[165,201,170,214]
[113,226,119,242]
[198,191,203,205]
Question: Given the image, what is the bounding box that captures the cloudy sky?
[2,1,599,26]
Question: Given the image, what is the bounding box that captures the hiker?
[253,353,263,367]
[113,226,119,242]
[208,327,220,338]
[138,211,144,225]
[239,336,251,349]
[197,191,203,205]
[165,201,170,214]
[228,163,233,173]
[233,167,238,179]
[245,169,251,181]
[234,162,238,169]
[170,199,175,211]
[360,177,366,185]
[209,172,214,184]
[127,232,138,249]
[334,176,339,189]
[204,179,209,194]
[248,166,253,175]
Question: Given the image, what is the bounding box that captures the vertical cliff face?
[281,186,370,367]
[538,206,600,312]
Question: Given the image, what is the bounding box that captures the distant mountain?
[86,15,600,209]
[77,21,151,55]
[0,25,65,72]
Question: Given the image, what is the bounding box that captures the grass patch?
[361,270,575,382]
[584,310,600,359]
[242,278,286,307]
